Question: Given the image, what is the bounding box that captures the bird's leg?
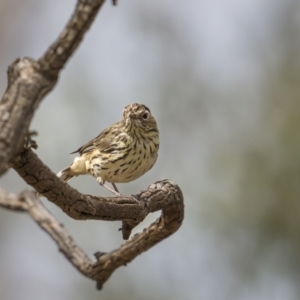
[111,182,119,193]
[102,184,121,196]
[97,177,120,196]
[103,182,139,200]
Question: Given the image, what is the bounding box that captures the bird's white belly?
[88,143,157,183]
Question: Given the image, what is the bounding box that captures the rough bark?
[0,0,105,175]
[0,0,184,290]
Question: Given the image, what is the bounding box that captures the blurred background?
[1,0,300,299]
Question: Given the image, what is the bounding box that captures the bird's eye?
[142,112,149,120]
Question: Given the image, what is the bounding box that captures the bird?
[57,103,159,195]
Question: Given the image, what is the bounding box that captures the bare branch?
[0,0,105,175]
[10,148,184,239]
[0,58,55,176]
[3,151,183,289]
[0,187,27,211]
[0,0,185,290]
[21,190,94,277]
[38,0,105,76]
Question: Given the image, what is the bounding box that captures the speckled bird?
[57,103,159,195]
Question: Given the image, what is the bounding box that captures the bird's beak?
[129,113,136,119]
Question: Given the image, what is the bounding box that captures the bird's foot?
[97,177,121,196]
[102,184,121,196]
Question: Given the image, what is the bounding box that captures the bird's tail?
[57,167,74,182]
[57,155,89,182]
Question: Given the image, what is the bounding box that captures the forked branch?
[0,0,184,290]
[0,0,105,175]
[3,147,184,289]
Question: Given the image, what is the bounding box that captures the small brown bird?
[57,103,159,195]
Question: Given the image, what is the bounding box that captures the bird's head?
[123,103,158,132]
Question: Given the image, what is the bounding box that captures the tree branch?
[0,189,94,276]
[10,148,184,239]
[0,0,105,175]
[0,188,27,211]
[0,0,185,290]
[4,148,184,289]
[38,0,105,76]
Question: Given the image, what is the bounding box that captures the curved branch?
[0,189,93,276]
[0,0,105,175]
[0,0,185,289]
[11,148,184,239]
[7,149,184,289]
[38,0,105,76]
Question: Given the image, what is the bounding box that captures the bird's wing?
[93,124,124,153]
[70,138,95,155]
[71,122,123,155]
